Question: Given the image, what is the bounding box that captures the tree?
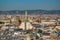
[0,21,4,24]
[38,29,42,33]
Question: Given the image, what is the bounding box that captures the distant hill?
[0,9,60,14]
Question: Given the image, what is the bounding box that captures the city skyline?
[0,0,60,11]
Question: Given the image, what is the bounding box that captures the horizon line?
[0,9,60,11]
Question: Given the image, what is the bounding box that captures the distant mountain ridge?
[0,9,60,14]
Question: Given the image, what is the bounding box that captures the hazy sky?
[0,0,60,11]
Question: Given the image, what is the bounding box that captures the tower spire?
[25,11,28,21]
[25,11,28,30]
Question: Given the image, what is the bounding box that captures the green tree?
[38,29,42,33]
[0,22,4,24]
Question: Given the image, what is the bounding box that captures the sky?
[0,0,60,11]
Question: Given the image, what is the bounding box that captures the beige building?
[41,21,56,26]
[19,22,33,30]
[55,26,60,30]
